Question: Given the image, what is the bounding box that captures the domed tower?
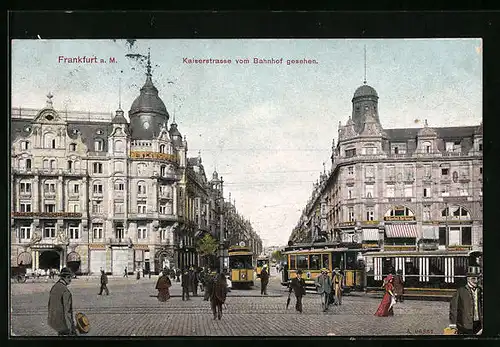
[351,83,380,133]
[128,51,170,140]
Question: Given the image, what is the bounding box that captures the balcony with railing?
[11,211,83,218]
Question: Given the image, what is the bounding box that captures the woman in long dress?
[156,270,172,302]
[375,274,396,317]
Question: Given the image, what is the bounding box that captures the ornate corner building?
[10,57,256,275]
[290,83,483,255]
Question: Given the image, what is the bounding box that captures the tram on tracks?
[281,242,365,292]
[363,249,483,299]
[228,245,254,288]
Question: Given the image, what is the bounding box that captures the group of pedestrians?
[315,268,344,312]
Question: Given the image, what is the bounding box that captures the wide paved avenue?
[11,272,449,337]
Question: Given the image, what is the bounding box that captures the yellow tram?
[228,245,254,288]
[363,249,483,299]
[282,244,364,292]
[255,255,270,278]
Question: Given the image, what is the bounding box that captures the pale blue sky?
[11,39,482,247]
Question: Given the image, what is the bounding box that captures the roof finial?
[424,119,428,127]
[363,45,367,85]
[146,48,152,76]
[46,92,54,108]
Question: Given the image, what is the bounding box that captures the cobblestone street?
[10,273,450,337]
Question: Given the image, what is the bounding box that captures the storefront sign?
[130,151,178,162]
[89,244,107,250]
[383,245,417,251]
[338,221,356,227]
[362,243,379,249]
[384,216,415,222]
[361,220,379,225]
[12,212,82,218]
[431,220,473,225]
[447,245,472,251]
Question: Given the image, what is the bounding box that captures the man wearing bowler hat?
[289,269,307,313]
[449,266,483,335]
[48,267,77,336]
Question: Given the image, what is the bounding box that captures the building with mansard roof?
[10,57,236,275]
[290,83,482,259]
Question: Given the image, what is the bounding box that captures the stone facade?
[290,84,482,254]
[10,60,261,275]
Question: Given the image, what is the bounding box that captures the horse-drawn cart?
[11,266,27,283]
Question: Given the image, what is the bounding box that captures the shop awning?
[385,224,418,238]
[362,228,379,241]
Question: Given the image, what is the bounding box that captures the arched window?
[137,181,147,195]
[69,143,77,151]
[422,141,432,153]
[114,140,124,153]
[44,133,55,149]
[441,205,470,220]
[384,206,414,217]
[67,160,73,171]
[94,138,104,152]
[160,165,166,176]
[26,158,32,170]
[159,144,166,153]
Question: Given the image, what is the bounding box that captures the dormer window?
[69,143,77,151]
[45,114,54,121]
[21,141,30,150]
[159,144,166,154]
[94,138,104,152]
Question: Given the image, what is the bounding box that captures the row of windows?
[16,224,167,241]
[342,206,471,222]
[346,165,480,180]
[20,139,176,154]
[91,200,173,214]
[91,223,171,240]
[17,223,80,240]
[344,183,477,199]
[343,140,482,157]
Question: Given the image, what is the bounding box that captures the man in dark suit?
[289,269,306,313]
[48,268,77,336]
[449,266,483,335]
[98,270,109,295]
[181,268,191,301]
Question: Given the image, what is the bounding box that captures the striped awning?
[362,228,379,241]
[385,224,418,238]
